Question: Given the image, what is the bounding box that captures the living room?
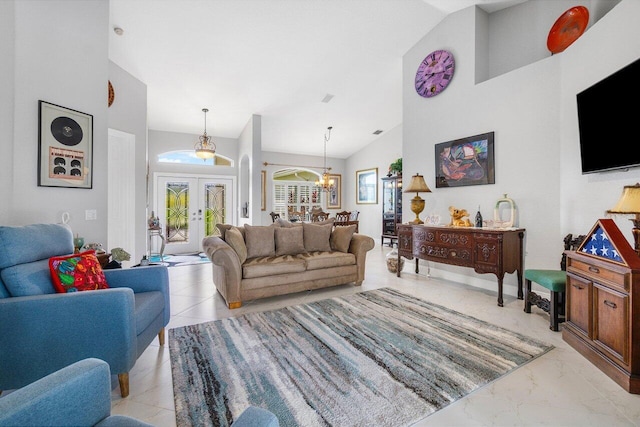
[3,0,640,425]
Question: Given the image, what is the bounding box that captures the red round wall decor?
[547,6,589,54]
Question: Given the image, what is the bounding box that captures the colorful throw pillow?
[302,222,333,252]
[49,250,109,293]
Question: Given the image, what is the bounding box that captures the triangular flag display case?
[563,218,640,393]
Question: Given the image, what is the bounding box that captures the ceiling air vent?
[321,94,334,103]
[373,129,384,135]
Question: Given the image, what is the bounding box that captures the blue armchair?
[0,224,170,398]
[0,358,152,426]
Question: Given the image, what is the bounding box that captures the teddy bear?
[448,206,473,227]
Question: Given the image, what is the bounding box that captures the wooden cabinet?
[397,224,525,307]
[563,219,640,394]
[381,175,402,246]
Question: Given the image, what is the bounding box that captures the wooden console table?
[397,224,525,307]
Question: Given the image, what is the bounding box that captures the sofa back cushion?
[226,227,248,264]
[302,222,332,252]
[275,227,306,256]
[244,225,276,258]
[330,225,357,252]
[216,223,245,241]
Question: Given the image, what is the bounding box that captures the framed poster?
[327,174,341,209]
[435,131,495,188]
[356,168,378,204]
[38,100,93,189]
[261,170,266,211]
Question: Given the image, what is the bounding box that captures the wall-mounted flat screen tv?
[577,57,640,174]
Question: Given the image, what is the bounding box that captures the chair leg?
[550,291,560,331]
[118,373,129,397]
[158,327,165,346]
[524,279,532,313]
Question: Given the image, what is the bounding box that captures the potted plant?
[388,158,402,176]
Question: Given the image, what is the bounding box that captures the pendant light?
[194,108,216,160]
[315,126,334,191]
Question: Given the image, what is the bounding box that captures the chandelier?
[194,108,216,160]
[315,126,334,192]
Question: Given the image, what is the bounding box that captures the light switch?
[85,209,97,220]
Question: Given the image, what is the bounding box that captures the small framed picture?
[328,174,342,209]
[356,168,378,204]
[38,100,93,189]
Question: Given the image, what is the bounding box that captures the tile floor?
[111,245,640,426]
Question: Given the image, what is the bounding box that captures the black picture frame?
[38,100,93,189]
[435,131,495,188]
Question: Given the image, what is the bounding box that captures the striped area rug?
[169,288,553,427]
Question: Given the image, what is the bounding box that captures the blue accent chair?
[232,406,279,427]
[0,224,170,398]
[0,358,152,426]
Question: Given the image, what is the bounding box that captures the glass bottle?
[475,205,483,228]
[386,243,404,273]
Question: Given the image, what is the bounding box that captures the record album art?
[50,116,83,146]
[38,101,93,189]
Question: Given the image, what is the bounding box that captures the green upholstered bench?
[524,234,585,331]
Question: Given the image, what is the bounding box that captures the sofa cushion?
[0,259,55,296]
[226,227,248,264]
[330,224,357,253]
[302,222,332,252]
[244,225,276,258]
[275,227,306,256]
[275,218,302,228]
[216,223,245,241]
[49,250,109,293]
[298,251,356,271]
[242,255,306,279]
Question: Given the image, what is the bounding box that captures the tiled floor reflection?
[111,245,640,426]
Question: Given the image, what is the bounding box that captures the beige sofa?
[202,220,375,308]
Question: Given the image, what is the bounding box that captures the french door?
[155,174,234,254]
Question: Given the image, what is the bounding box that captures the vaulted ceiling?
[109,0,525,158]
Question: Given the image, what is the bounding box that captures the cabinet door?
[566,273,592,338]
[473,233,501,274]
[398,226,413,257]
[593,283,629,366]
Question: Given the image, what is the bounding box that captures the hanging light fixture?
[194,108,216,160]
[315,126,334,192]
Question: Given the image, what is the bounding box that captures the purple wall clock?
[415,49,455,98]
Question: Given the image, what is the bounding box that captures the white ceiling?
[108,0,525,159]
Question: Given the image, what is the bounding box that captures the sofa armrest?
[0,358,112,426]
[202,236,243,307]
[0,289,137,390]
[104,265,171,325]
[349,234,375,284]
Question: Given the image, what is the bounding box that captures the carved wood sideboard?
[396,224,525,306]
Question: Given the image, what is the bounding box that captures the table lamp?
[404,173,431,224]
[607,182,640,256]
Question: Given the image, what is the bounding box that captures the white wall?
[0,1,15,223]
[7,0,108,245]
[107,61,148,262]
[400,0,640,297]
[345,125,402,240]
[237,115,262,225]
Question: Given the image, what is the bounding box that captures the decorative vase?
[73,235,84,254]
[386,245,404,273]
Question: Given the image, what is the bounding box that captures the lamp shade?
[404,173,431,194]
[608,183,640,214]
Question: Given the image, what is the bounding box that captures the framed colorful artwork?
[327,174,341,209]
[38,100,93,189]
[356,168,378,204]
[435,132,495,188]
